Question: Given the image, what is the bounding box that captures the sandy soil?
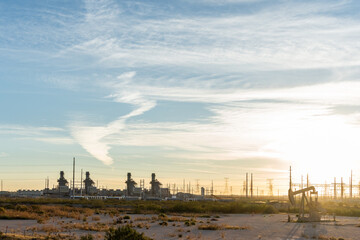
[1,213,360,239]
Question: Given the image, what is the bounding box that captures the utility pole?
[72,157,75,197]
[250,173,253,198]
[341,177,344,199]
[267,179,273,196]
[350,170,353,198]
[211,180,214,195]
[289,166,292,190]
[307,174,309,188]
[196,179,200,194]
[307,174,309,198]
[80,169,83,196]
[224,178,229,195]
[246,173,248,198]
[324,181,327,199]
[334,177,336,199]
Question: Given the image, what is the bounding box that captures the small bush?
[105,225,152,240]
[123,215,131,220]
[184,219,196,226]
[159,221,168,226]
[198,224,221,230]
[0,207,5,214]
[80,234,94,240]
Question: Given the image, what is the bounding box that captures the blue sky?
[1,0,360,192]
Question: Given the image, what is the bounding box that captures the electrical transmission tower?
[224,178,229,195]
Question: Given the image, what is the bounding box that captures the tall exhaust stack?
[72,157,75,196]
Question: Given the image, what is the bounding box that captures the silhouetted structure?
[150,173,162,197]
[57,171,68,187]
[125,172,137,196]
[84,171,95,195]
[57,171,69,195]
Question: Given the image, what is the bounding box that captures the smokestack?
[72,157,75,196]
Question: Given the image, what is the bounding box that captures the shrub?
[123,215,131,220]
[80,234,94,240]
[198,224,221,230]
[105,225,152,240]
[159,221,168,226]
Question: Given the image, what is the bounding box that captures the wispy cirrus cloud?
[0,125,74,145]
[70,71,157,165]
[69,0,360,70]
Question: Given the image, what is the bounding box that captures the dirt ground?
[1,213,360,239]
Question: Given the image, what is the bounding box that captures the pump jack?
[288,186,322,222]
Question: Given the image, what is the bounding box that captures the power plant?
[2,159,360,205]
[42,171,173,200]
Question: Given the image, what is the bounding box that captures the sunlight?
[262,110,360,182]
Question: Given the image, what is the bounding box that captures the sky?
[1,0,360,193]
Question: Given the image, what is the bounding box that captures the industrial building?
[40,171,175,200]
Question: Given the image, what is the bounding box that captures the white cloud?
[54,0,360,71]
[70,71,157,165]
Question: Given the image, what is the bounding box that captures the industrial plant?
[40,171,177,200]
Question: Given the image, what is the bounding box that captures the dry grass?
[0,232,77,240]
[28,225,61,233]
[198,224,250,231]
[198,224,222,230]
[61,222,110,232]
[134,216,151,221]
[0,204,94,222]
[316,236,345,240]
